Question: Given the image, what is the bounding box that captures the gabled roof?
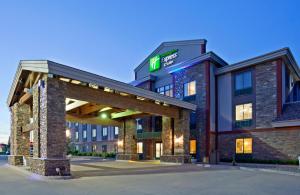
[7,60,197,111]
[215,48,300,79]
[134,39,208,72]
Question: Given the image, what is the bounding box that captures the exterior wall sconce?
[117,139,124,153]
[174,135,183,146]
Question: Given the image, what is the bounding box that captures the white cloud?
[0,133,9,144]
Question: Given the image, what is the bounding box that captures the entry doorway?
[155,142,163,159]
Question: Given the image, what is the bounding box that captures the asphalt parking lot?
[0,159,299,195]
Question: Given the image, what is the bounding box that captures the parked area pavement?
[0,158,300,195]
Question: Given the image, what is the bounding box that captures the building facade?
[66,122,119,153]
[130,39,300,163]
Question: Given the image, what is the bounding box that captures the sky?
[0,0,299,144]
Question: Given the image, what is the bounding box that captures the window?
[114,127,119,135]
[75,131,79,141]
[102,127,108,137]
[156,84,173,97]
[92,127,97,141]
[137,142,143,154]
[136,119,142,131]
[235,71,252,95]
[154,116,162,132]
[190,112,197,130]
[236,138,253,154]
[235,103,252,121]
[184,81,196,97]
[190,140,196,154]
[83,130,87,140]
[235,103,253,128]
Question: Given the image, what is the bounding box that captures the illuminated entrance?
[155,142,163,159]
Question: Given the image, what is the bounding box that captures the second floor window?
[92,127,97,140]
[83,130,87,140]
[156,84,173,97]
[136,119,143,131]
[184,81,196,97]
[235,71,252,95]
[235,103,252,121]
[235,103,252,128]
[102,127,108,137]
[75,131,79,141]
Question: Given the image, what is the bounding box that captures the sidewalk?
[218,162,300,176]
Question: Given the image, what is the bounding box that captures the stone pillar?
[8,103,31,166]
[29,76,70,176]
[161,109,190,163]
[32,85,40,158]
[116,118,138,161]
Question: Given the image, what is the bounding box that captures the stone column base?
[8,155,24,166]
[161,155,191,163]
[29,158,70,176]
[116,154,138,161]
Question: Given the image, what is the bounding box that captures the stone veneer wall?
[172,63,207,161]
[255,61,278,128]
[161,110,191,163]
[8,103,31,166]
[117,119,138,160]
[29,76,70,176]
[218,129,300,161]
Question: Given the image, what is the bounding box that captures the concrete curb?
[239,166,300,177]
[5,164,73,180]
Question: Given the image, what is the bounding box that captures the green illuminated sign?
[149,49,178,72]
[149,55,161,72]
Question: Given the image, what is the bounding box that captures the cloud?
[0,133,9,144]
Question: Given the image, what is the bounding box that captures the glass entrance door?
[155,142,163,159]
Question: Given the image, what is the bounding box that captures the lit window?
[137,142,143,154]
[83,130,87,139]
[190,140,196,154]
[114,127,119,135]
[75,131,79,140]
[184,81,196,97]
[235,103,252,121]
[92,128,97,138]
[75,145,79,151]
[236,138,253,154]
[102,127,108,136]
[235,71,252,95]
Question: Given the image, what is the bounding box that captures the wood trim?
[218,126,300,135]
[19,92,32,104]
[205,60,210,158]
[64,81,180,119]
[276,59,283,116]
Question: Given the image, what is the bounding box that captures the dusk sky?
[0,0,299,144]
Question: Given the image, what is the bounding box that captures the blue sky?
[0,0,299,144]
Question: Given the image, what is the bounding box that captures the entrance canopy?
[8,60,196,123]
[7,60,196,176]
